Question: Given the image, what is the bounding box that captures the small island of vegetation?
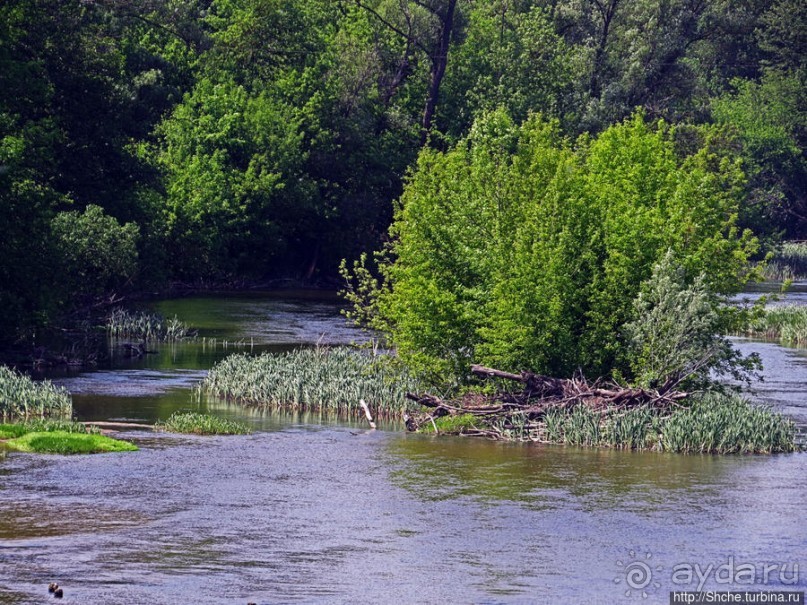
[1,0,805,456]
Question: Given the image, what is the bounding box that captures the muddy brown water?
[1,293,806,605]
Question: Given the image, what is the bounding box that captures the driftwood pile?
[404,364,690,439]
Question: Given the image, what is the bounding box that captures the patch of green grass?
[419,413,478,434]
[6,431,138,454]
[201,347,421,418]
[0,366,73,422]
[0,420,100,439]
[155,412,251,435]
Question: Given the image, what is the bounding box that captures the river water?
[1,293,806,605]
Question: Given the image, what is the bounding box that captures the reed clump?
[760,242,807,281]
[0,366,73,422]
[426,392,796,454]
[201,347,421,417]
[658,392,796,454]
[106,308,194,342]
[743,304,807,345]
[155,411,251,435]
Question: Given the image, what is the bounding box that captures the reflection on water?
[152,293,366,346]
[1,429,805,604]
[1,292,806,604]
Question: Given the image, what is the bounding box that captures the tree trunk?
[421,0,458,146]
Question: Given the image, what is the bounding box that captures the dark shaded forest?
[1,0,804,344]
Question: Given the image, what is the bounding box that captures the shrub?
[51,204,139,298]
[344,111,759,383]
[624,251,761,391]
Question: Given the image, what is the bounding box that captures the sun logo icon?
[614,550,663,599]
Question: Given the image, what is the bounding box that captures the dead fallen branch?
[405,364,690,438]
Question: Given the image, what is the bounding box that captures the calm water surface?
[1,293,806,605]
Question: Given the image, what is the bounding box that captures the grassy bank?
[201,347,421,417]
[418,392,797,454]
[743,304,807,345]
[0,420,138,454]
[156,412,251,435]
[760,242,807,282]
[0,366,72,422]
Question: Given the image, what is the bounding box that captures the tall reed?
[760,242,807,281]
[106,308,194,342]
[0,366,73,422]
[510,393,795,453]
[659,392,796,454]
[201,347,421,417]
[743,304,807,345]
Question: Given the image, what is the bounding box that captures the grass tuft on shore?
[156,411,251,435]
[201,347,421,417]
[0,419,99,439]
[0,366,72,422]
[6,431,138,454]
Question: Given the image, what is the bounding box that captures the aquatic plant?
[759,242,807,281]
[105,308,194,342]
[156,412,251,435]
[0,366,72,422]
[6,431,138,454]
[421,392,796,454]
[659,392,796,454]
[743,304,807,345]
[201,347,421,417]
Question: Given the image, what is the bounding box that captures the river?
[1,292,806,604]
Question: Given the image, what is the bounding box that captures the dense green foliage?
[0,365,72,421]
[1,0,804,346]
[624,252,760,390]
[347,112,758,380]
[201,347,420,416]
[156,411,251,435]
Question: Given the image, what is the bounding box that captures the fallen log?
[405,364,691,437]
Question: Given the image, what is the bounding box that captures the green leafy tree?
[348,110,759,382]
[51,205,140,299]
[712,71,807,237]
[624,250,761,391]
